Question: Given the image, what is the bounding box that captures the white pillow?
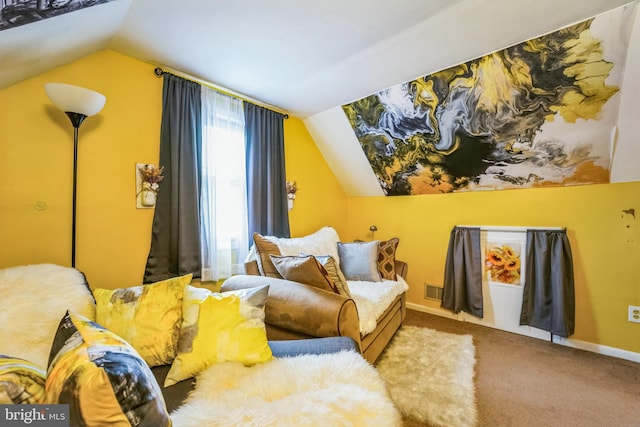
[265,226,341,266]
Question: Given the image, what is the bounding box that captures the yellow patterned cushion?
[165,285,272,387]
[93,274,192,367]
[45,312,170,426]
[0,355,46,404]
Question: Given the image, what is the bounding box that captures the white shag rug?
[376,326,477,427]
[170,350,402,427]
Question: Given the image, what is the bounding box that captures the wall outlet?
[629,305,640,323]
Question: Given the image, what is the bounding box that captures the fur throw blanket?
[170,351,401,427]
[0,264,95,368]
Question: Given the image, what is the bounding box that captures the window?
[200,87,248,281]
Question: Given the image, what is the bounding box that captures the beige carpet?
[376,325,477,427]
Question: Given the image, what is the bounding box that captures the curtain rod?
[457,225,566,232]
[153,67,289,119]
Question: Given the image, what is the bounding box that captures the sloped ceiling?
[2,0,638,196]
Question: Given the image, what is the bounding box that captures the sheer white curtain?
[200,87,248,281]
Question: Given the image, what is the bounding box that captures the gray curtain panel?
[520,229,575,337]
[144,73,203,283]
[244,103,290,239]
[441,226,483,318]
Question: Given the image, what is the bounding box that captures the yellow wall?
[0,50,347,289]
[284,117,348,237]
[0,50,162,289]
[2,50,638,355]
[346,182,640,353]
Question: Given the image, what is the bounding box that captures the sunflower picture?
[485,242,522,285]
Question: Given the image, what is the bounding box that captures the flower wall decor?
[286,180,298,211]
[484,242,522,285]
[136,163,164,208]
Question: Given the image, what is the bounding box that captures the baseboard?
[406,303,640,364]
[552,336,640,363]
[406,302,461,320]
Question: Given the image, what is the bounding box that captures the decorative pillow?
[253,233,284,278]
[0,264,96,369]
[165,285,273,387]
[46,312,171,427]
[268,227,341,264]
[304,254,350,296]
[338,241,382,282]
[269,255,339,294]
[378,238,400,280]
[93,274,192,367]
[0,355,46,404]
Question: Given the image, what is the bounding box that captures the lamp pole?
[45,83,105,269]
[67,112,87,268]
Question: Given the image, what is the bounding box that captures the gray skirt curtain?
[441,227,483,318]
[441,226,575,338]
[520,229,575,337]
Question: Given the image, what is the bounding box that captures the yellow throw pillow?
[46,311,170,426]
[0,355,46,404]
[165,285,272,387]
[93,274,192,367]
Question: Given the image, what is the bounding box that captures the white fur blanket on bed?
[349,276,409,335]
[170,351,401,427]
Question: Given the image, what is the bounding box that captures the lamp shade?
[45,83,106,117]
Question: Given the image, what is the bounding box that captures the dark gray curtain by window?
[520,229,575,337]
[144,74,203,283]
[441,226,483,318]
[244,103,290,239]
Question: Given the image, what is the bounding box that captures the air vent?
[424,284,443,301]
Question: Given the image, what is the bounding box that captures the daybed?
[222,226,409,363]
[0,263,401,426]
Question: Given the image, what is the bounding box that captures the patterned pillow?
[304,254,350,296]
[269,255,339,294]
[378,238,400,280]
[93,274,192,367]
[253,233,283,278]
[46,312,170,426]
[165,285,273,387]
[338,241,382,282]
[0,355,46,404]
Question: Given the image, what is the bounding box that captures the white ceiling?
[0,0,633,118]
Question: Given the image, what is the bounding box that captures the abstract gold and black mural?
[342,3,636,195]
[1,0,114,31]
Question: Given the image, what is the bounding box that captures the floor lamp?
[45,83,106,268]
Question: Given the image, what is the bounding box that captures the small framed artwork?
[484,240,523,286]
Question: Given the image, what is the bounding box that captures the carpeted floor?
[376,326,477,427]
[403,309,640,427]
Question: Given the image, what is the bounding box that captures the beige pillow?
[269,255,339,293]
[253,233,283,278]
[309,254,351,297]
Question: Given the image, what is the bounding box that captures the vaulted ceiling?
[2,0,638,195]
[1,0,632,118]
